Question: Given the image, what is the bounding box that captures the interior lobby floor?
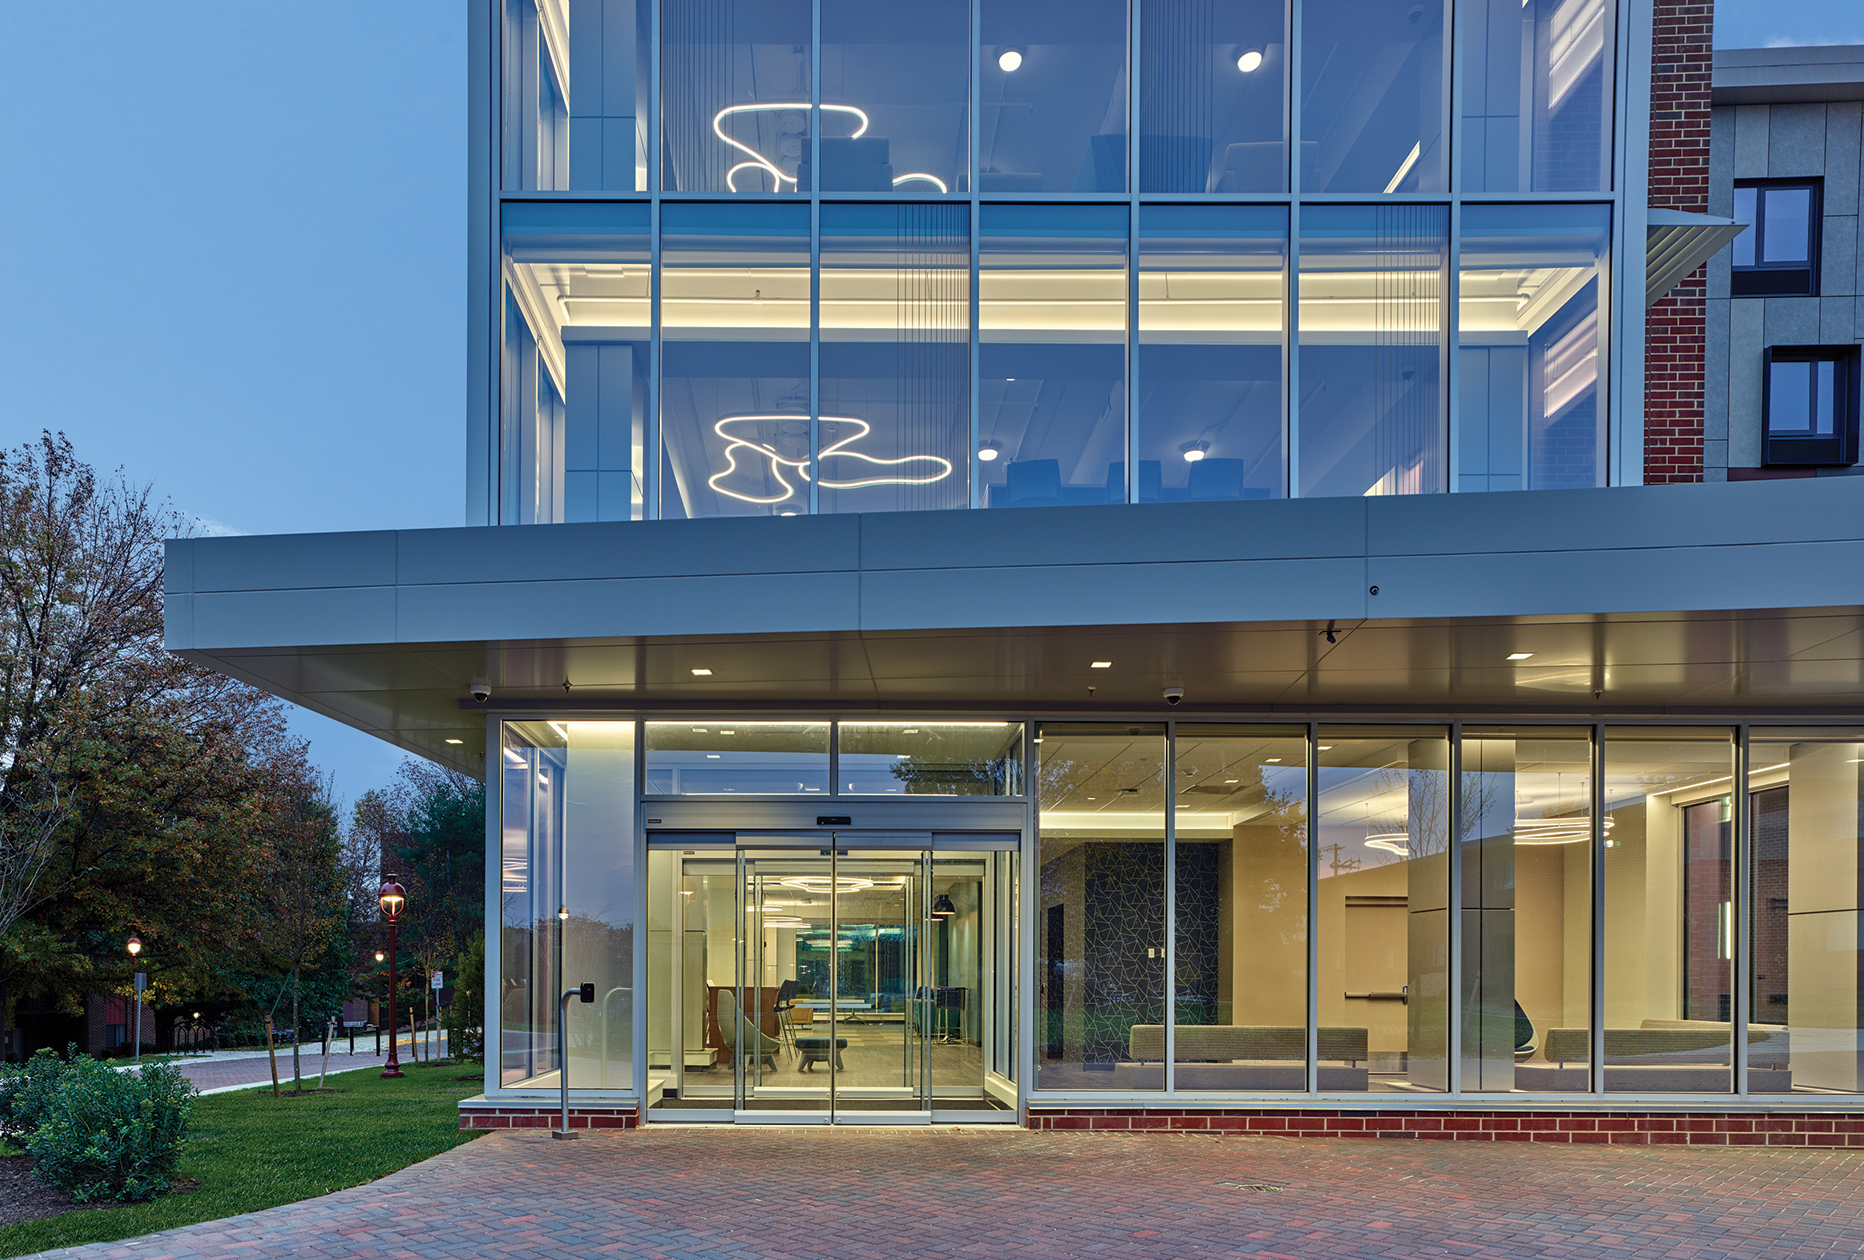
[35,1124,1864,1260]
[652,1031,1009,1110]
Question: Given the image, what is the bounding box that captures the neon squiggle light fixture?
[706,413,954,505]
[713,104,950,194]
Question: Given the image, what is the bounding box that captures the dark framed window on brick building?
[1732,180,1821,297]
[1763,345,1860,467]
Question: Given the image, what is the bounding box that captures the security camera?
[1163,687,1185,706]
[469,682,491,703]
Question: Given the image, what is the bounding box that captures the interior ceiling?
[183,605,1864,780]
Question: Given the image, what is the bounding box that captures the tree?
[256,771,345,1091]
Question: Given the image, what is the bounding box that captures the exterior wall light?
[1237,49,1263,72]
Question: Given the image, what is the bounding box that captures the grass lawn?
[0,1062,483,1258]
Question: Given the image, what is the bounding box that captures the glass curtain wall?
[821,0,969,194]
[659,204,813,518]
[1460,728,1593,1092]
[1601,728,1737,1093]
[1140,0,1289,193]
[819,205,971,514]
[1457,205,1610,492]
[1035,724,1168,1089]
[1138,205,1287,501]
[1300,0,1447,193]
[980,206,1130,507]
[662,0,813,192]
[1298,205,1448,499]
[1172,726,1308,1089]
[499,721,637,1091]
[502,0,651,192]
[1460,0,1616,192]
[1315,729,1451,1091]
[1748,730,1864,1095]
[981,0,1130,194]
[501,203,651,525]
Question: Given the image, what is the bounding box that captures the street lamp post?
[378,877,406,1079]
[126,937,144,1063]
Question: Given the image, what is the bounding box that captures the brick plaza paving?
[26,1125,1864,1260]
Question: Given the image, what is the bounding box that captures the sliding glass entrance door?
[646,837,1017,1123]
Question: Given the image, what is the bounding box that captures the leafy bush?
[27,1058,194,1202]
[442,930,485,1061]
[0,1046,78,1138]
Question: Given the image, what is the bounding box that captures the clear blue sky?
[0,1,1855,815]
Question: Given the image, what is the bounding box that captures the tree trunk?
[290,967,301,1091]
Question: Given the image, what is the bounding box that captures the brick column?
[1643,0,1715,483]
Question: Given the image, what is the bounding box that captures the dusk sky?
[0,2,1857,814]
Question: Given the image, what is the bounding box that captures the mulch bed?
[0,1155,197,1227]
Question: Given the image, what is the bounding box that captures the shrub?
[27,1058,194,1202]
[0,1045,78,1138]
[442,930,485,1061]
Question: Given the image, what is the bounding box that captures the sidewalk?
[167,1034,452,1094]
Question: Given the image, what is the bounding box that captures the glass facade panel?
[659,203,812,518]
[1460,0,1615,192]
[982,0,1129,194]
[980,206,1129,508]
[819,205,970,514]
[1140,0,1288,193]
[1139,205,1287,501]
[644,721,830,793]
[1601,728,1736,1093]
[499,721,636,1090]
[503,0,652,191]
[1300,0,1446,194]
[1172,725,1308,1089]
[820,0,969,194]
[1036,723,1167,1089]
[1457,204,1610,493]
[662,0,812,192]
[1298,205,1447,498]
[1316,727,1450,1091]
[838,722,1025,795]
[501,203,651,525]
[1748,730,1864,1094]
[1460,727,1593,1092]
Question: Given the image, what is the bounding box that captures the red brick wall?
[1027,1109,1864,1146]
[1643,0,1715,483]
[460,1103,640,1131]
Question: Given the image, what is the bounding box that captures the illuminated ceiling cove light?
[1091,661,1112,669]
[998,47,1024,71]
[1507,652,1534,660]
[445,738,464,745]
[691,668,713,676]
[1237,49,1263,72]
[708,414,954,506]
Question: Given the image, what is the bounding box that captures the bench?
[1115,1025,1372,1090]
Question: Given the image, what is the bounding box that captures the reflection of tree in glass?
[889,755,1015,795]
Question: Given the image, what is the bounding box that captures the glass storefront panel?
[645,721,831,793]
[1299,0,1447,194]
[1139,0,1288,193]
[979,206,1130,508]
[1748,729,1864,1094]
[662,0,812,192]
[1036,723,1167,1089]
[821,0,969,194]
[1298,205,1448,499]
[819,205,970,515]
[838,722,1025,795]
[1172,725,1308,1089]
[1457,204,1610,493]
[981,0,1129,194]
[1460,727,1594,1092]
[502,0,651,192]
[1460,0,1615,193]
[1601,728,1736,1093]
[1138,205,1287,502]
[499,721,636,1091]
[1316,727,1450,1091]
[500,203,651,525]
[659,203,812,518]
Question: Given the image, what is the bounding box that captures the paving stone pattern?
[24,1125,1864,1260]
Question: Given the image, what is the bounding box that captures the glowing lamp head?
[977,440,1002,462]
[1237,49,1263,72]
[377,875,406,922]
[374,951,386,964]
[126,936,142,958]
[1181,440,1210,462]
[998,47,1023,72]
